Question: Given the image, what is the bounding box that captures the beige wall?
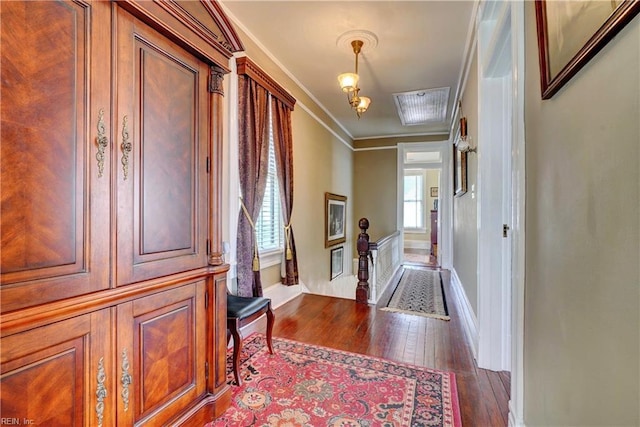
[353,148,397,242]
[226,27,355,293]
[252,108,354,292]
[452,53,479,315]
[353,135,446,245]
[234,28,351,146]
[292,109,354,292]
[524,5,639,425]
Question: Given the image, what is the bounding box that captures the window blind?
[255,108,283,252]
[403,173,424,229]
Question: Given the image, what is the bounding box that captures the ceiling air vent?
[393,87,450,126]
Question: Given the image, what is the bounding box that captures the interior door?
[114,8,210,287]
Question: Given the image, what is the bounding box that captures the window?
[403,171,425,230]
[255,107,283,252]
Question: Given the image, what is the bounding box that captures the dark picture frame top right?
[535,0,640,99]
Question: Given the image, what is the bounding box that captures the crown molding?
[219,3,354,141]
[449,0,480,136]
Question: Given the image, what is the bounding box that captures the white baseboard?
[262,281,306,309]
[450,268,479,360]
[404,239,430,250]
[508,401,525,427]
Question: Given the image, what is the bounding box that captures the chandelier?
[337,40,371,118]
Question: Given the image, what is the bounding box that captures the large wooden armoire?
[0,1,243,425]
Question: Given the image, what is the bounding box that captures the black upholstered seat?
[227,295,271,320]
[227,294,274,385]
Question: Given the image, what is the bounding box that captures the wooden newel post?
[356,218,371,304]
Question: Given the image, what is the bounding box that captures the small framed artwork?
[430,187,438,197]
[453,143,467,197]
[325,192,346,247]
[535,0,640,99]
[330,246,344,280]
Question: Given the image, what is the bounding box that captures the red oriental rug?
[208,334,462,427]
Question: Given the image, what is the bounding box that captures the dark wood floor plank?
[476,367,507,426]
[423,314,437,368]
[499,370,511,392]
[488,368,511,426]
[456,372,492,426]
[239,269,510,426]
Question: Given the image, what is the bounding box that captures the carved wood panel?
[0,310,112,426]
[138,47,196,255]
[117,282,206,425]
[115,8,209,287]
[0,0,111,311]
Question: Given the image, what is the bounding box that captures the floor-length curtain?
[237,75,270,297]
[271,97,299,285]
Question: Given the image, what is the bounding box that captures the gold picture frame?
[325,192,347,247]
[535,0,640,99]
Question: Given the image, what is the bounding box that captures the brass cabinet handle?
[121,349,133,411]
[96,357,107,427]
[96,109,108,177]
[121,115,132,180]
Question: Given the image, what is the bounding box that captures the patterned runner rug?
[210,334,461,427]
[382,268,450,320]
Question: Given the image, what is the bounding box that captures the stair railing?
[355,218,402,304]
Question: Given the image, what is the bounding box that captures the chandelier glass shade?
[338,73,359,93]
[337,40,371,118]
[454,100,476,153]
[356,95,371,113]
[456,116,476,153]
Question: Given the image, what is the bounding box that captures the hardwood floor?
[242,269,510,426]
[404,248,438,267]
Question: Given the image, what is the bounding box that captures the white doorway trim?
[477,0,512,373]
[475,1,526,426]
[396,142,452,269]
[508,2,526,426]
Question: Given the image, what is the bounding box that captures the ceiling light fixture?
[338,39,371,119]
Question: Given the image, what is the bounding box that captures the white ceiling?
[220,1,475,140]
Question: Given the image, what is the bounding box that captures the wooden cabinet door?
[0,310,113,426]
[0,0,112,311]
[114,7,210,287]
[116,282,206,426]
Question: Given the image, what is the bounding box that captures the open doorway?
[403,168,439,267]
[397,142,451,269]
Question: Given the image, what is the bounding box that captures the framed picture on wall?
[430,187,438,197]
[325,192,347,247]
[330,246,344,280]
[453,144,467,197]
[535,0,640,99]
